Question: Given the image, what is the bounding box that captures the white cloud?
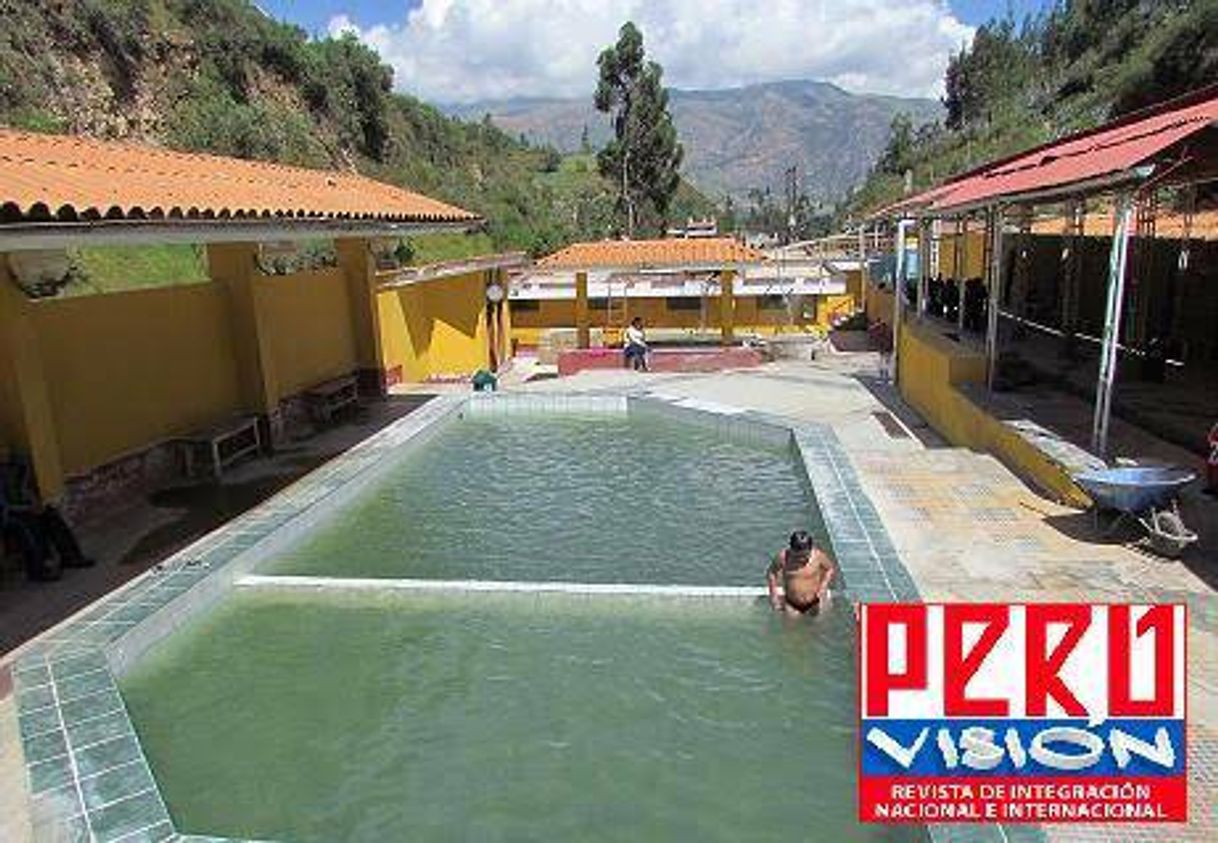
[329,0,973,104]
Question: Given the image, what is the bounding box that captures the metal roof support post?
[1092,193,1135,458]
[955,217,967,332]
[1061,197,1085,347]
[930,219,942,289]
[985,206,1005,390]
[892,218,910,387]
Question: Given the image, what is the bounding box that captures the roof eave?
[0,217,482,252]
[377,252,529,289]
[929,165,1156,218]
[537,260,766,274]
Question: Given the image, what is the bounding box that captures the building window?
[759,294,788,310]
[665,297,702,311]
[589,297,609,310]
[511,300,540,312]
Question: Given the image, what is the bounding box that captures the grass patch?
[406,232,497,265]
[64,245,210,296]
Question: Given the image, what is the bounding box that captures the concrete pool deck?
[1,352,1214,842]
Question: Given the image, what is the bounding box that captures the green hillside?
[849,0,1218,217]
[0,0,714,258]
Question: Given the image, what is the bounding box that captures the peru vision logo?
[858,603,1187,824]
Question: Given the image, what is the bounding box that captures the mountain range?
[446,80,941,204]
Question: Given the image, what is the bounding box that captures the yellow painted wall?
[257,268,357,396]
[30,283,245,476]
[937,231,986,279]
[376,269,491,382]
[8,259,367,487]
[897,321,1089,506]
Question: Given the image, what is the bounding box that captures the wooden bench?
[176,415,262,479]
[304,374,359,425]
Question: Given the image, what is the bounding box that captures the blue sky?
[254,1,1058,103]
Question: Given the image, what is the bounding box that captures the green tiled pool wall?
[14,650,174,842]
[11,395,466,842]
[466,392,628,417]
[10,389,1040,843]
[791,426,921,602]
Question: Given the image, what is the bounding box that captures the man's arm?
[766,554,785,610]
[815,551,836,600]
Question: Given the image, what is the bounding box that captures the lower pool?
[122,590,920,842]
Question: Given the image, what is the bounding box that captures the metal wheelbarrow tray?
[1073,466,1198,558]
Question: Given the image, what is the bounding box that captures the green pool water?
[122,591,921,843]
[267,415,825,585]
[122,414,920,841]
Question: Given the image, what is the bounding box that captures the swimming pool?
[13,393,925,842]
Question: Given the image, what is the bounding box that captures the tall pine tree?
[594,22,683,237]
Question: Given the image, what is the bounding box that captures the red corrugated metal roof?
[873,87,1218,217]
[0,128,479,224]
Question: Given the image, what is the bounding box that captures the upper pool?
[267,414,827,585]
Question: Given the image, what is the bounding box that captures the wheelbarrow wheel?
[1147,509,1192,558]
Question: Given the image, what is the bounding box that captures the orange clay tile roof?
[536,237,764,270]
[0,128,478,224]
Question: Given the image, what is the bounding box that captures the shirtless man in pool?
[766,530,835,614]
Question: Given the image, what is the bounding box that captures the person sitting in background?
[0,455,93,582]
[766,530,835,615]
[623,316,649,372]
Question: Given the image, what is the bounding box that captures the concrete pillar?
[720,268,736,344]
[495,268,513,366]
[336,238,387,396]
[0,267,66,501]
[575,270,590,349]
[209,243,280,423]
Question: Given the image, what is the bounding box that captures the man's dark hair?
[788,530,814,553]
[631,316,642,327]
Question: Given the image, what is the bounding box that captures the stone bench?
[176,415,262,479]
[304,373,359,425]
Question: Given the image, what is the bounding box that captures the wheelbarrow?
[1073,466,1198,558]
